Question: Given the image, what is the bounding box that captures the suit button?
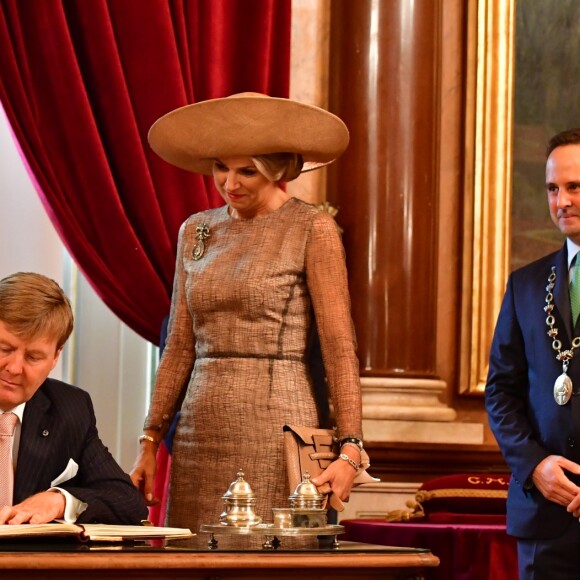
[568,437,575,447]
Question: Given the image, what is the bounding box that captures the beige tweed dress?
[145,197,362,533]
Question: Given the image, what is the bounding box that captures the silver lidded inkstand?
[219,468,262,527]
[200,469,344,550]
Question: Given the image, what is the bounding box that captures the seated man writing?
[0,272,148,525]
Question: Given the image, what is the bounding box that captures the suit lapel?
[13,384,57,503]
[553,244,573,343]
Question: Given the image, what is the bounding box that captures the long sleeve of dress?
[144,220,196,433]
[305,211,363,440]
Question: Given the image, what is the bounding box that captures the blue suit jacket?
[13,378,148,524]
[486,243,580,539]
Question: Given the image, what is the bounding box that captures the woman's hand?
[311,446,360,502]
[130,439,160,505]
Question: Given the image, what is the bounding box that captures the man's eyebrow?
[545,180,580,188]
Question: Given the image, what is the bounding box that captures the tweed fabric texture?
[146,197,362,532]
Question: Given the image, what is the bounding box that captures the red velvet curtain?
[0,0,290,343]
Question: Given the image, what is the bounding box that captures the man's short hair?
[547,128,580,158]
[0,272,73,351]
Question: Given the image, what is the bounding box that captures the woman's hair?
[0,272,73,351]
[252,152,304,183]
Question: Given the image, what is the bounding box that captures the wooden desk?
[0,542,439,579]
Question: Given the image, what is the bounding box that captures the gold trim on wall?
[459,0,515,394]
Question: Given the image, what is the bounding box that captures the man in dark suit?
[486,128,580,579]
[0,272,147,525]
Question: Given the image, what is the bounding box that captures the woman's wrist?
[138,434,160,447]
[341,441,363,456]
[338,436,363,449]
[338,452,360,471]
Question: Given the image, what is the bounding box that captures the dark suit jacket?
[486,243,580,539]
[13,378,148,524]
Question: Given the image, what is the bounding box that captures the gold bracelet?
[138,434,159,446]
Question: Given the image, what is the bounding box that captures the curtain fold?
[0,0,290,343]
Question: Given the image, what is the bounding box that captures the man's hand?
[532,455,580,507]
[0,490,65,524]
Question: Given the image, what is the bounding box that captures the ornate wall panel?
[459,0,515,394]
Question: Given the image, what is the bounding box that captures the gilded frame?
[459,0,516,394]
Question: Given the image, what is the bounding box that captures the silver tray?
[200,523,344,537]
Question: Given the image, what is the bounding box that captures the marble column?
[326,0,476,443]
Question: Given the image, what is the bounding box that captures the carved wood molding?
[365,441,509,482]
[460,0,516,394]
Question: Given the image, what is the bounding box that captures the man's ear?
[51,346,63,371]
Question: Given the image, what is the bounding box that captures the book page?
[0,523,81,537]
[81,524,194,541]
[0,523,194,541]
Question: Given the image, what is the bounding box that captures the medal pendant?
[192,241,205,261]
[554,372,573,406]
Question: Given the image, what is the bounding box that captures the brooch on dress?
[192,223,211,260]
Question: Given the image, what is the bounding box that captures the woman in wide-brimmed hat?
[131,93,365,532]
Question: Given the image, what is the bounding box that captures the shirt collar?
[1,402,26,423]
[567,238,580,269]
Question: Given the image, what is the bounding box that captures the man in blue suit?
[486,128,580,579]
[0,272,147,525]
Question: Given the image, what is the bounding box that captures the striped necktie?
[0,412,18,507]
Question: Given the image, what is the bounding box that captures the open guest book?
[0,523,194,542]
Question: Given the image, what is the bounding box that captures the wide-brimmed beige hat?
[148,92,349,175]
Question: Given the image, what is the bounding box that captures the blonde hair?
[252,152,304,183]
[0,272,73,351]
